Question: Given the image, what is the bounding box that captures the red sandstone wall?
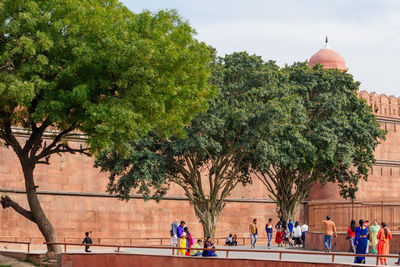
[1,91,400,245]
[0,131,300,243]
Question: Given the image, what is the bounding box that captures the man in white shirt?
[301,222,309,248]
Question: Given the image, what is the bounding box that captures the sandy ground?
[0,255,34,267]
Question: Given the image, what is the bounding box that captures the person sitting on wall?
[232,234,238,246]
[202,236,217,257]
[82,231,92,252]
[225,234,233,246]
[190,239,203,256]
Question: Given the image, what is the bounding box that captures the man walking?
[323,216,337,253]
[249,218,258,248]
[265,218,273,249]
[82,232,92,252]
[170,219,179,247]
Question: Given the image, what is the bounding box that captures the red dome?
[309,43,346,71]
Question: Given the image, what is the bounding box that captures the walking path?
[20,245,398,266]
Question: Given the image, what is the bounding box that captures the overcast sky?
[121,0,400,96]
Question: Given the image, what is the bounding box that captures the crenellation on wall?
[359,90,400,118]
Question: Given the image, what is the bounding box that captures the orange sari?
[377,228,392,265]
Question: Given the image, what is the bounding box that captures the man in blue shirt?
[177,220,185,251]
[288,219,294,234]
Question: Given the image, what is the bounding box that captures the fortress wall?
[1,90,400,242]
[0,139,286,242]
[0,191,284,243]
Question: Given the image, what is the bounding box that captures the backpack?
[170,229,174,237]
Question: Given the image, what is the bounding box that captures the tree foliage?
[0,0,212,252]
[252,63,386,221]
[96,52,289,237]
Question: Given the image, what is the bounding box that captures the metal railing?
[44,241,400,266]
[0,236,255,246]
[0,239,31,252]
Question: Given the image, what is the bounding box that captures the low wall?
[61,253,354,267]
[305,232,400,254]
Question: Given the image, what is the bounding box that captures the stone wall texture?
[61,253,355,267]
[1,91,400,248]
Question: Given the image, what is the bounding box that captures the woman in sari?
[377,222,392,265]
[369,220,381,254]
[354,219,369,264]
[202,236,217,257]
[184,227,194,256]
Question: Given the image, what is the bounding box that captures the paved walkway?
[29,245,398,266]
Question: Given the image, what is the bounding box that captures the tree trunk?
[199,213,219,239]
[278,202,296,223]
[193,203,221,239]
[22,162,62,253]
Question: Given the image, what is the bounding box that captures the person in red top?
[347,219,356,253]
[275,228,283,247]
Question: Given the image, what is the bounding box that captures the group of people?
[170,219,217,257]
[248,218,309,249]
[225,233,238,246]
[324,216,395,265]
[274,219,309,248]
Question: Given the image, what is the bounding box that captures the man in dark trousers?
[82,232,92,252]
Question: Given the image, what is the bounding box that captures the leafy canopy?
[95,52,294,236]
[253,62,386,219]
[0,0,213,154]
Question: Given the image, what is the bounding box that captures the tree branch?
[35,123,79,160]
[0,195,35,222]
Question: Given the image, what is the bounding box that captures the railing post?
[27,243,30,253]
[64,243,67,253]
[242,238,245,245]
[332,254,335,263]
[117,246,120,253]
[376,256,379,266]
[172,247,175,255]
[279,252,282,260]
[226,250,229,258]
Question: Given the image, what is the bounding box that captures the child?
[190,239,203,256]
[178,232,187,255]
[275,228,283,247]
[82,232,92,252]
[232,234,238,246]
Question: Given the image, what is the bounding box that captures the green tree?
[252,63,386,221]
[0,0,212,252]
[96,52,288,237]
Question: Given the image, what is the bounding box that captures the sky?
[121,0,400,96]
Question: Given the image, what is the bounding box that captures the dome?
[309,38,346,71]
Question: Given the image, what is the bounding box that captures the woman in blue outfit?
[202,236,217,257]
[354,219,369,264]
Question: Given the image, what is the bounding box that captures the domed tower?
[308,37,346,71]
[307,37,345,202]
